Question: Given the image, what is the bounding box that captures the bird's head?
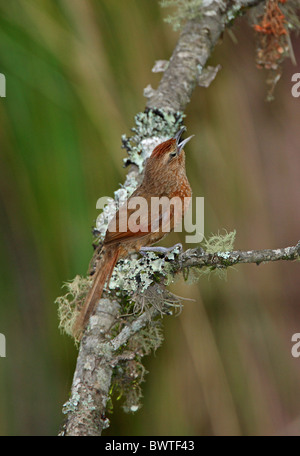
[148,126,193,171]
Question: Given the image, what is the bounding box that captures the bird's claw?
[140,243,183,257]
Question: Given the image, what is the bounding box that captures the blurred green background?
[1,0,300,436]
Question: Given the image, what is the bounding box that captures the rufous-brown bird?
[73,127,193,338]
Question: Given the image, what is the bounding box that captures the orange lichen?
[253,0,290,99]
[254,0,287,36]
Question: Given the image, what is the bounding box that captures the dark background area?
[0,0,300,436]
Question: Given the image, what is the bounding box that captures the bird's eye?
[169,151,177,159]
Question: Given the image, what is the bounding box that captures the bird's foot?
[140,243,183,257]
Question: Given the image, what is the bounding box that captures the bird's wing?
[104,193,176,246]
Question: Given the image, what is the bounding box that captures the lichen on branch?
[160,0,204,31]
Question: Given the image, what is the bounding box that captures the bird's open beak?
[174,126,194,155]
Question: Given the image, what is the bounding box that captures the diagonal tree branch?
[146,0,264,112]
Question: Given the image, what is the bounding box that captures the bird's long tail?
[73,246,120,339]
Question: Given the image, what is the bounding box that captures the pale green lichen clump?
[109,252,172,294]
[203,229,236,254]
[186,229,237,283]
[55,275,92,341]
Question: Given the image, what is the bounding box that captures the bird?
[73,126,193,338]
